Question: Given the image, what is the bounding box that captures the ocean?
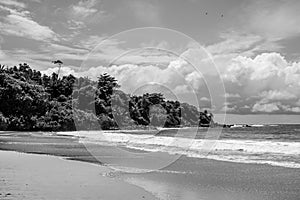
[60,124,300,169]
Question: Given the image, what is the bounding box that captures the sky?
[0,0,300,116]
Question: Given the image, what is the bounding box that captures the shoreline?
[2,148,299,200]
[0,150,158,200]
[1,131,300,200]
[1,130,299,169]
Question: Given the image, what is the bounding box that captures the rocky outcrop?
[199,110,214,127]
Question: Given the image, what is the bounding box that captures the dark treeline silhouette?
[0,63,213,131]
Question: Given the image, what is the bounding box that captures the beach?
[1,0,300,199]
[0,150,157,200]
[1,130,299,200]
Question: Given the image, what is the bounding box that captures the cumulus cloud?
[39,43,300,114]
[259,90,297,101]
[41,66,76,77]
[41,55,209,108]
[77,58,200,93]
[223,52,300,113]
[252,102,280,113]
[65,46,225,110]
[252,101,300,113]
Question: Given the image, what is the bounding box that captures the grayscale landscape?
[0,0,299,200]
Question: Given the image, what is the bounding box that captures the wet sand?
[0,150,157,200]
[122,156,300,200]
[0,132,299,200]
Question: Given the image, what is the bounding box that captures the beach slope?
[0,150,157,200]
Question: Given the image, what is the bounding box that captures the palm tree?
[52,60,63,78]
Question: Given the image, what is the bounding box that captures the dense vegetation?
[0,63,212,131]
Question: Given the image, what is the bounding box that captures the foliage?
[0,63,213,131]
[0,112,8,130]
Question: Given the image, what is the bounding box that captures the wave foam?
[57,131,300,168]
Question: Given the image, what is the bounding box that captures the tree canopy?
[0,63,213,131]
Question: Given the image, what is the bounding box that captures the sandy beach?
[1,131,299,200]
[1,0,300,199]
[0,150,157,200]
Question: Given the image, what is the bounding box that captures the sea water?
[59,124,300,169]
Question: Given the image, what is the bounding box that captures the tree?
[95,73,120,116]
[96,73,120,104]
[0,64,204,131]
[52,60,63,77]
[0,112,8,130]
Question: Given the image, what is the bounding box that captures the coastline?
[1,131,300,200]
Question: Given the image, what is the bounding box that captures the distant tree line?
[0,63,213,131]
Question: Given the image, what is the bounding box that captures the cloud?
[1,43,89,71]
[68,0,110,28]
[38,43,89,61]
[38,46,300,114]
[259,90,297,101]
[280,105,300,113]
[70,0,98,19]
[42,56,206,106]
[221,104,237,113]
[206,31,284,73]
[207,32,262,56]
[42,60,201,97]
[78,58,194,88]
[0,14,57,41]
[0,0,26,8]
[0,3,58,41]
[45,43,88,53]
[199,97,210,102]
[223,52,300,113]
[252,102,280,113]
[211,0,299,64]
[41,66,76,77]
[225,93,240,98]
[66,49,219,108]
[79,39,179,66]
[252,101,300,113]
